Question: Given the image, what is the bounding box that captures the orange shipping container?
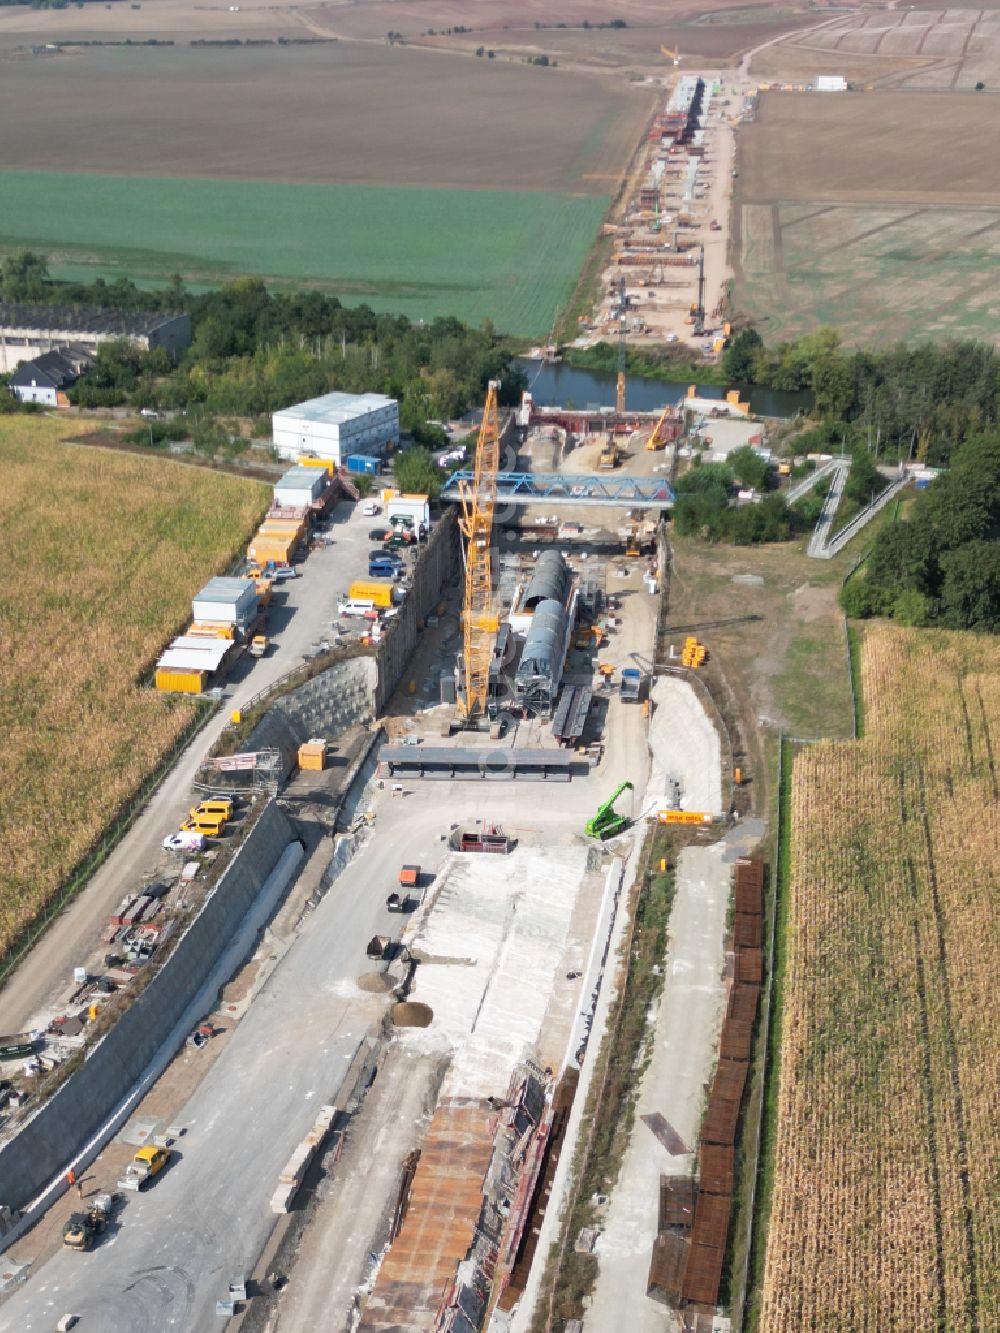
[248,539,295,567]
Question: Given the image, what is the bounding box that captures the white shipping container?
[387,495,430,529]
[192,577,257,627]
[274,466,328,508]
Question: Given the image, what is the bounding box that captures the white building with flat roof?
[272,391,399,464]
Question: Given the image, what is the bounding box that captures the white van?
[337,598,377,619]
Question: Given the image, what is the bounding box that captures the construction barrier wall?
[0,801,298,1221]
[372,510,459,715]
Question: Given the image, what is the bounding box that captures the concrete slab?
[399,845,589,1099]
[647,676,723,817]
[117,1116,164,1148]
[585,839,730,1332]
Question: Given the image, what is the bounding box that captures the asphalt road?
[0,796,447,1333]
[0,496,397,1035]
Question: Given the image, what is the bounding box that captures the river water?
[514,358,811,419]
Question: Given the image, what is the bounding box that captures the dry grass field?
[762,624,999,1330]
[0,418,268,960]
[733,92,1000,343]
[752,8,1000,89]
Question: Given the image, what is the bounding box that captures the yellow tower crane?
[457,380,501,720]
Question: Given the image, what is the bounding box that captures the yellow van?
[190,799,234,822]
[180,814,227,838]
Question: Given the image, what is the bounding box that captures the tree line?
[843,433,1000,632]
[0,253,524,438]
[723,326,1000,467]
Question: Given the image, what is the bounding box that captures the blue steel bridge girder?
[441,470,675,508]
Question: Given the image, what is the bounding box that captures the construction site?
[0,349,770,1333]
[581,68,758,359]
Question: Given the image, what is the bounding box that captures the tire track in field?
[872,12,907,55]
[897,768,948,1332]
[915,763,980,1331]
[951,10,985,88]
[779,205,835,231]
[915,10,947,57]
[811,209,924,258]
[971,679,998,803]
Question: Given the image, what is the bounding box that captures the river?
[514,358,811,419]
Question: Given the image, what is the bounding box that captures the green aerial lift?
[585,781,635,841]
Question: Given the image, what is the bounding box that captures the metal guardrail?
[819,475,908,559]
[784,456,844,505]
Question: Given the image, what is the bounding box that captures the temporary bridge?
[442,470,675,508]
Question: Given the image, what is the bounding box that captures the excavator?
[585,781,635,841]
[646,401,674,451]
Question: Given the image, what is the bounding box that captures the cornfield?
[0,420,268,958]
[761,624,999,1331]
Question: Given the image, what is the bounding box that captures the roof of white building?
[273,391,396,425]
[158,638,231,672]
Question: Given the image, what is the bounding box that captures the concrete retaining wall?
[372,511,458,714]
[276,656,377,743]
[0,801,297,1217]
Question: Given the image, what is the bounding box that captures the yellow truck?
[348,579,395,609]
[120,1145,171,1192]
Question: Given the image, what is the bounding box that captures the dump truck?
[119,1145,171,1192]
[366,934,393,960]
[620,668,642,703]
[585,781,634,841]
[62,1194,117,1251]
[598,440,620,470]
[398,865,420,888]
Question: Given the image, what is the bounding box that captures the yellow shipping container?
[187,622,235,640]
[156,667,205,694]
[349,580,394,609]
[248,538,295,566]
[257,522,303,542]
[298,740,327,771]
[300,457,336,477]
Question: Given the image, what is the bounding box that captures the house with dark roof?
[7,348,89,407]
[0,303,190,374]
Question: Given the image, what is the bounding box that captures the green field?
[0,171,607,335]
